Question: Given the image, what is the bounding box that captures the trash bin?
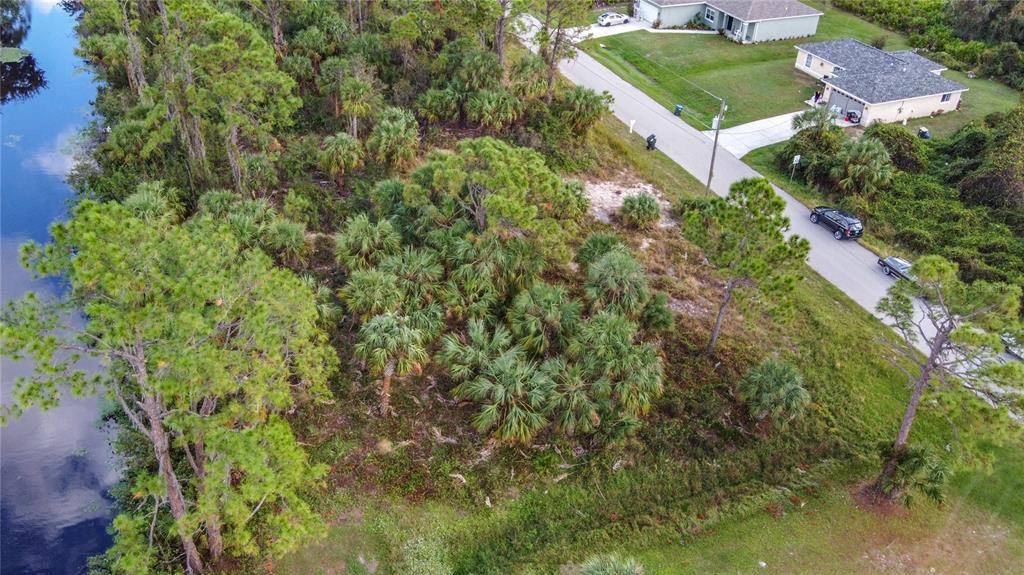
[674,104,684,117]
[646,134,657,150]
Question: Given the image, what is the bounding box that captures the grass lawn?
[634,480,1024,574]
[902,70,1021,139]
[631,439,1024,575]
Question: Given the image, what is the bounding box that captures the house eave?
[741,11,824,23]
[822,80,970,106]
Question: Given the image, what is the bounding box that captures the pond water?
[1,2,117,574]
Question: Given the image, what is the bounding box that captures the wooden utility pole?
[705,98,727,195]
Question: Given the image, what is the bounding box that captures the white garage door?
[634,1,658,23]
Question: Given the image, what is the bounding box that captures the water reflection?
[1,1,115,573]
[1,0,48,104]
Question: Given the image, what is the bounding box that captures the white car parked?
[597,12,629,26]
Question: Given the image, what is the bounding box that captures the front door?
[725,15,734,31]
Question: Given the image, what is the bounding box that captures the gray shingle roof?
[643,0,822,21]
[826,69,966,104]
[796,38,897,71]
[887,50,946,73]
[797,39,966,103]
[706,0,822,21]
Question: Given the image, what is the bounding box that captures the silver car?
[597,12,629,26]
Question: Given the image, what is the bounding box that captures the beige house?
[793,39,968,125]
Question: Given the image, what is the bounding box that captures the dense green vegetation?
[1,1,1020,574]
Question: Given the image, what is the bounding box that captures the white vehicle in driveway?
[597,12,629,26]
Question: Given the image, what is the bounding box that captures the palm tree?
[558,86,610,133]
[415,88,459,124]
[298,274,342,328]
[507,53,546,101]
[367,106,419,170]
[264,219,307,267]
[438,318,520,382]
[568,311,664,420]
[507,282,581,356]
[197,189,241,218]
[341,269,403,320]
[439,277,499,322]
[340,75,379,139]
[122,184,181,225]
[478,236,545,297]
[334,214,402,271]
[542,357,600,436]
[575,232,625,269]
[353,313,428,414]
[737,359,810,427]
[584,249,650,318]
[455,50,502,92]
[452,353,553,444]
[317,56,347,119]
[791,105,838,136]
[319,132,364,193]
[830,138,894,198]
[466,89,523,132]
[379,247,443,308]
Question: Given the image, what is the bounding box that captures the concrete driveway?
[702,111,803,157]
[587,20,648,39]
[519,15,935,353]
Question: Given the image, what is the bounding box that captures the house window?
[804,53,812,67]
[940,93,951,102]
[704,7,716,23]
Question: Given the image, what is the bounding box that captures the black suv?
[810,206,863,240]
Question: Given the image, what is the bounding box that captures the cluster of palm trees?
[785,107,895,199]
[416,47,608,138]
[334,143,671,444]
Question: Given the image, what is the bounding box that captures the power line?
[589,38,724,128]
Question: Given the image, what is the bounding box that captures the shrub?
[581,554,645,575]
[620,193,661,229]
[737,360,809,428]
[641,292,673,335]
[585,250,649,316]
[864,122,928,173]
[871,34,888,49]
[576,232,625,269]
[874,442,949,507]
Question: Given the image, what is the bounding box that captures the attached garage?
[634,0,662,23]
[824,87,865,118]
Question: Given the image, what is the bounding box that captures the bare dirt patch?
[584,180,675,229]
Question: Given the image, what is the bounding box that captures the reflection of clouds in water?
[22,125,79,178]
[1,236,118,570]
[30,0,61,15]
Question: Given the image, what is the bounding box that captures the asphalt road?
[521,16,934,354]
